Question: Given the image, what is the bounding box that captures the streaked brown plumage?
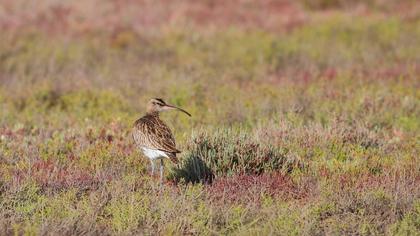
[132,98,191,181]
[133,112,180,163]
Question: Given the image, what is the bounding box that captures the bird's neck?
[146,111,160,117]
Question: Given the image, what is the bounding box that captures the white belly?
[141,148,168,160]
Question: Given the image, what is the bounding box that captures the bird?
[132,98,191,182]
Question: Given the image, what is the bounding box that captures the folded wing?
[133,115,180,163]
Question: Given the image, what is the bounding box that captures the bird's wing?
[132,116,181,154]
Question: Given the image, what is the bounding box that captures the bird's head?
[146,98,191,117]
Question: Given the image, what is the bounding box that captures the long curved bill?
[164,104,192,117]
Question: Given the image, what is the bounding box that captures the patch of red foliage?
[29,159,101,191]
[0,126,27,141]
[356,64,420,82]
[267,63,419,88]
[206,173,309,204]
[178,0,305,32]
[354,171,420,193]
[320,168,420,196]
[0,0,305,37]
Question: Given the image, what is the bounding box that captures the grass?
[0,0,419,235]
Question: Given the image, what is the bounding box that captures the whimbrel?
[132,98,191,182]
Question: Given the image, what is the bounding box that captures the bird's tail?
[169,156,179,164]
[167,152,179,165]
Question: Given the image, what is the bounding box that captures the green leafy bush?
[170,130,302,183]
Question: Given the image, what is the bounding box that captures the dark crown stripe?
[153,98,165,104]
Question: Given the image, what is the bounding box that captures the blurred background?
[0,1,419,234]
[1,0,418,130]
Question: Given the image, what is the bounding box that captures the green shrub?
[170,130,302,183]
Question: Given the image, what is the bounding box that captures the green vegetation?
[0,0,419,235]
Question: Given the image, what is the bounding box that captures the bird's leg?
[160,159,164,184]
[150,159,155,176]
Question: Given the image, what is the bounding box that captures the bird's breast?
[141,147,168,160]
